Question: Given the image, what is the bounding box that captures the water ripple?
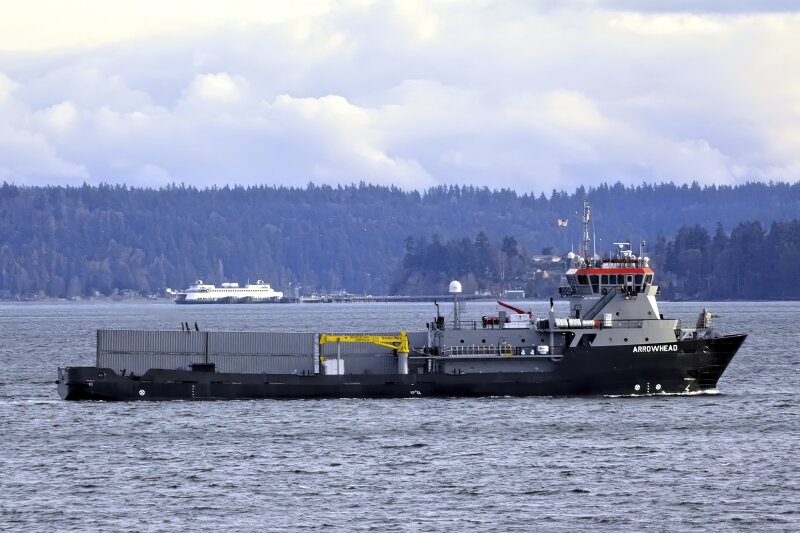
[0,301,798,531]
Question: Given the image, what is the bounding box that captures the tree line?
[391,220,800,300]
[654,221,800,300]
[1,181,799,299]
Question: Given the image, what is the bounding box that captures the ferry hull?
[57,334,745,401]
[175,297,283,304]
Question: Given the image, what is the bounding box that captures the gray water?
[0,300,798,532]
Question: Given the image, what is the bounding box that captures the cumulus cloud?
[0,72,18,101]
[32,101,79,133]
[182,73,248,105]
[1,1,800,191]
[591,1,800,14]
[0,126,88,181]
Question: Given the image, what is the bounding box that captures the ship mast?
[582,197,591,265]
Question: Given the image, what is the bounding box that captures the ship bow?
[697,334,747,390]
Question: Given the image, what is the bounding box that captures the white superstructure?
[175,280,284,304]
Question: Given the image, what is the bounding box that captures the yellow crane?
[319,331,409,353]
[318,331,410,375]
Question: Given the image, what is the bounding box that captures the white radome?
[449,280,462,293]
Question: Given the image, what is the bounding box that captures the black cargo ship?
[57,202,746,400]
[57,334,744,400]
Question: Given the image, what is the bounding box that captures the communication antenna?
[582,197,591,262]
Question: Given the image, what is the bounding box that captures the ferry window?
[645,275,653,284]
[601,275,608,285]
[626,275,633,283]
[611,275,619,285]
[635,274,643,285]
[577,275,588,285]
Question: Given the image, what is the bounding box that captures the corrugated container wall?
[98,330,206,355]
[341,355,397,374]
[98,353,206,375]
[96,329,429,375]
[209,332,315,356]
[210,355,314,374]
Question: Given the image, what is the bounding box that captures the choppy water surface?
[0,300,798,531]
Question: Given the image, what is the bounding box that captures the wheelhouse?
[565,268,653,296]
[561,242,654,297]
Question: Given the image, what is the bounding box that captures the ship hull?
[57,334,746,401]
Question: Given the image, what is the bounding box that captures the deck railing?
[439,344,563,357]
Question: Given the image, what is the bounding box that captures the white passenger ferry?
[174,280,284,304]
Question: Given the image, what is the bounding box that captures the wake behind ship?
[57,202,746,400]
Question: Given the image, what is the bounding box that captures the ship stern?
[57,367,129,401]
[57,367,94,400]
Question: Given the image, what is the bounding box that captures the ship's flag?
[557,218,568,227]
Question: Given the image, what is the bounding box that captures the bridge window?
[645,274,653,284]
[601,274,608,285]
[635,274,643,286]
[590,275,599,293]
[577,275,588,285]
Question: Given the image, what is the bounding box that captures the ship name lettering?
[632,344,679,353]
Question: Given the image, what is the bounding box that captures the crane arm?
[498,300,530,315]
[319,330,409,353]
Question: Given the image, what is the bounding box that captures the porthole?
[481,339,486,344]
[460,339,465,344]
[624,338,628,342]
[521,339,526,343]
[616,312,620,316]
[645,337,649,342]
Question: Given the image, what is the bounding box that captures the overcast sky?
[1,0,799,192]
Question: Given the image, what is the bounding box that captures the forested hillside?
[1,181,799,299]
[391,221,800,300]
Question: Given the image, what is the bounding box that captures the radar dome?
[448,280,462,293]
[566,252,575,260]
